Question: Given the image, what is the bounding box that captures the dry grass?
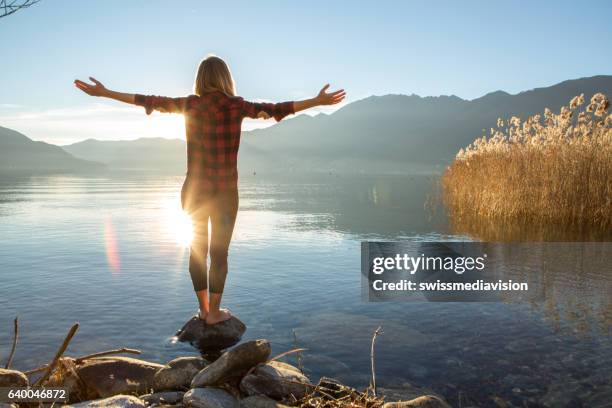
[294,377,384,408]
[442,93,612,234]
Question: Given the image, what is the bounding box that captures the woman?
[75,55,345,325]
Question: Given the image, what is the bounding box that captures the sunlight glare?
[164,198,194,248]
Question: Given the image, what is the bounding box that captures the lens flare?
[104,216,120,274]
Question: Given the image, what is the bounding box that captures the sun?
[163,198,194,248]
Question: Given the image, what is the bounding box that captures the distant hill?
[63,137,187,173]
[0,126,106,174]
[37,75,612,174]
[241,75,612,172]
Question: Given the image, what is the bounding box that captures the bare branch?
[34,323,79,386]
[24,347,142,375]
[4,316,19,369]
[0,0,41,19]
[370,325,383,397]
[74,347,141,364]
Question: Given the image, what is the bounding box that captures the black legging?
[182,184,238,293]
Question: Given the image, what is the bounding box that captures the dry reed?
[442,93,612,234]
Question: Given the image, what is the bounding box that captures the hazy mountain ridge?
[3,75,611,175]
[0,126,106,174]
[63,137,187,172]
[242,75,612,172]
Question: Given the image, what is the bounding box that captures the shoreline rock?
[191,340,271,388]
[0,369,28,388]
[154,356,208,391]
[382,396,451,408]
[184,388,239,408]
[140,391,185,405]
[73,356,164,399]
[240,361,311,400]
[176,316,246,353]
[64,395,147,408]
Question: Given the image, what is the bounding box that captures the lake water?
[0,174,610,408]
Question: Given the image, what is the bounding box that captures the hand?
[315,84,346,106]
[74,77,108,97]
[256,111,271,119]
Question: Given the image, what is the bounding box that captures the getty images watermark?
[359,242,586,302]
[370,251,527,292]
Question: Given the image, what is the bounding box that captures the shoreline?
[0,317,450,408]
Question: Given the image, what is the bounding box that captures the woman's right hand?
[315,84,346,106]
[74,77,108,97]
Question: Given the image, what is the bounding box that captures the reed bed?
[442,93,612,233]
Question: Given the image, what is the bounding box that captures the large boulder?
[176,316,246,353]
[75,357,164,398]
[240,361,311,400]
[191,340,271,388]
[64,395,147,408]
[154,356,208,391]
[184,388,238,408]
[0,368,28,387]
[140,391,184,405]
[382,396,451,408]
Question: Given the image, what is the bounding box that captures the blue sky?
[1,0,611,144]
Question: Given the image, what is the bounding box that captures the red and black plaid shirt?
[134,91,294,191]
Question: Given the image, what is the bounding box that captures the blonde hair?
[194,55,236,97]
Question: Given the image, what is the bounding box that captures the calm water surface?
[0,174,610,408]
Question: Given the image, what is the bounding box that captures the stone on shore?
[176,316,246,353]
[191,340,271,388]
[240,361,311,400]
[140,391,185,405]
[382,395,451,408]
[379,383,447,406]
[76,357,164,398]
[239,395,291,408]
[184,388,239,408]
[0,368,28,387]
[64,395,147,408]
[154,356,208,391]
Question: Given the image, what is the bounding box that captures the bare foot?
[206,308,231,325]
[197,310,208,321]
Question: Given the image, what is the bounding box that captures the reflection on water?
[481,243,611,335]
[447,212,612,242]
[522,243,612,336]
[0,174,610,407]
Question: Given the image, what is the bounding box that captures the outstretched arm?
[242,84,345,121]
[74,77,188,114]
[293,84,345,113]
[74,77,136,104]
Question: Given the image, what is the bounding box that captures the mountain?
[0,126,106,174]
[63,136,283,174]
[61,75,612,174]
[63,137,187,172]
[241,75,612,172]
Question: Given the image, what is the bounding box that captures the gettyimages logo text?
[371,253,487,275]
